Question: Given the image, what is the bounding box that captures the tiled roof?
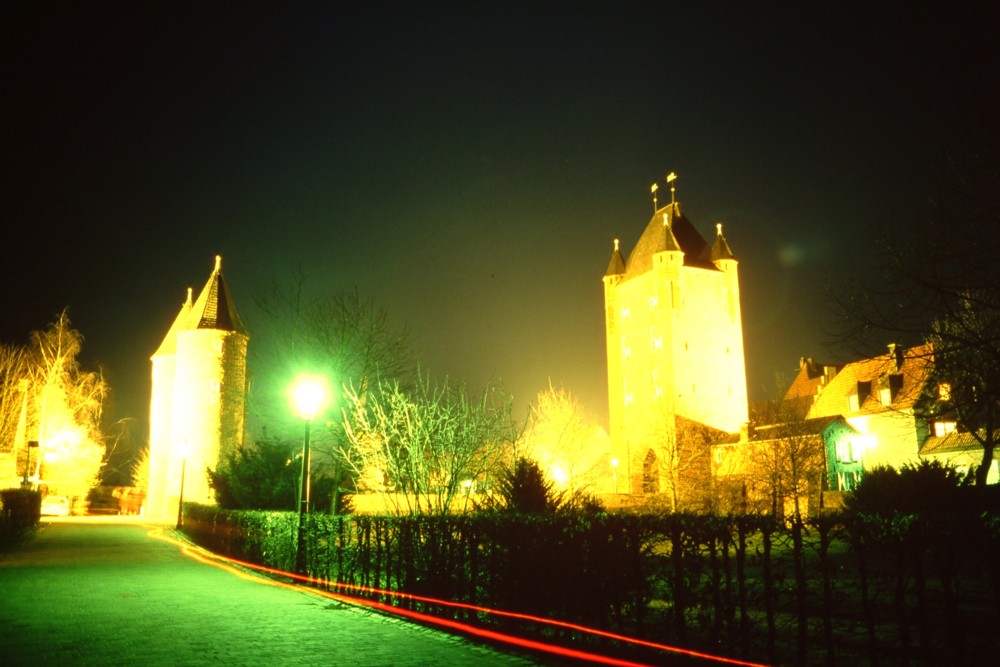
[919,429,997,456]
[778,359,841,414]
[808,343,933,418]
[750,415,856,442]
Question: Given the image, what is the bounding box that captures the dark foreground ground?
[0,517,545,666]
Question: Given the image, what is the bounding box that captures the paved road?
[0,517,543,666]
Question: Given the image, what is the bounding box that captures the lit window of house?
[835,439,855,463]
[934,421,957,437]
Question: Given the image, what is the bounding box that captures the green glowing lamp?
[292,376,328,421]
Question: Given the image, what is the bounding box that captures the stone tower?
[603,190,748,496]
[146,256,248,519]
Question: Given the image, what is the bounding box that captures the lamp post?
[23,440,39,489]
[293,377,327,574]
[611,457,619,494]
[462,478,473,512]
[176,441,191,530]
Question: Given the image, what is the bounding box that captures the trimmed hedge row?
[181,505,1000,666]
[0,488,41,548]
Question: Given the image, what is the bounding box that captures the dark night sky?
[3,2,998,442]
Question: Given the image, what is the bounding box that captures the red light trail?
[148,526,769,667]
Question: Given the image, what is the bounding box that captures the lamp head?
[292,376,329,420]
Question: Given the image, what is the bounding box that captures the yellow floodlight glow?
[292,376,328,420]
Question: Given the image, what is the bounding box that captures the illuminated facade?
[146,256,248,519]
[797,346,929,481]
[603,191,749,496]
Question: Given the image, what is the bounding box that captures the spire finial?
[716,222,723,236]
[185,287,193,306]
[650,182,659,212]
[614,238,620,252]
[214,255,222,273]
[667,172,678,207]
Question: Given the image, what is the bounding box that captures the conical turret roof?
[605,239,626,277]
[191,257,247,334]
[709,223,736,262]
[151,256,247,359]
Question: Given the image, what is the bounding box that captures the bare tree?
[249,273,414,508]
[340,373,516,514]
[0,344,31,458]
[742,393,827,520]
[249,272,413,434]
[518,382,603,495]
[833,130,1000,486]
[26,311,107,498]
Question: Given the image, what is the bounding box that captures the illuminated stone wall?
[604,203,749,495]
[146,257,248,519]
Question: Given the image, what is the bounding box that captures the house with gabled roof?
[146,256,249,519]
[804,343,933,474]
[919,429,1000,483]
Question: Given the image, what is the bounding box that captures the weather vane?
[667,171,678,207]
[651,182,659,212]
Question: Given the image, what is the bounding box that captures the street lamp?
[611,458,619,494]
[176,440,191,530]
[292,376,328,573]
[22,440,39,489]
[462,478,473,512]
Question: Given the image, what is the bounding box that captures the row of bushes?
[0,488,41,548]
[181,503,1000,666]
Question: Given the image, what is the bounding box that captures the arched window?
[642,449,659,494]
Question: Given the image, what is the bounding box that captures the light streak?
[147,526,769,667]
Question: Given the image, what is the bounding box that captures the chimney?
[888,343,903,371]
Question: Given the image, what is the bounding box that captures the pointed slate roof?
[710,223,736,262]
[623,203,717,279]
[808,343,933,418]
[191,258,247,334]
[151,256,247,359]
[605,239,626,277]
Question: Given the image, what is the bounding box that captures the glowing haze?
[2,4,996,458]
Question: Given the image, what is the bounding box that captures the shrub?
[0,488,41,546]
[846,460,964,515]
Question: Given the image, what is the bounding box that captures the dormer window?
[879,374,904,404]
[848,381,872,411]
